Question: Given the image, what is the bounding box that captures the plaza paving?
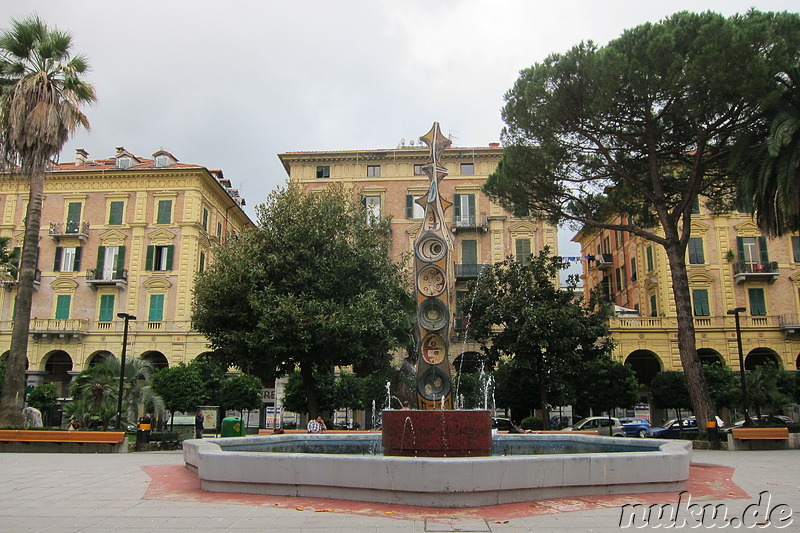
[0,448,797,532]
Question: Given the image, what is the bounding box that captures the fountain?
[182,122,691,508]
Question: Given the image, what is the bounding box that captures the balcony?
[0,269,41,291]
[455,264,489,280]
[732,260,780,284]
[779,315,800,339]
[452,214,488,232]
[85,268,128,290]
[29,318,88,343]
[49,221,89,243]
[592,254,613,271]
[453,316,469,331]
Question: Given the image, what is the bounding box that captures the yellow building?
[0,147,253,396]
[573,210,800,391]
[279,142,559,367]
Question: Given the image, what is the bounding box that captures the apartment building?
[573,210,800,392]
[0,147,253,396]
[279,143,559,369]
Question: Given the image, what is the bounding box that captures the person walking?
[195,410,204,439]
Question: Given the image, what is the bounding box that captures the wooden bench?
[731,427,789,440]
[0,430,125,444]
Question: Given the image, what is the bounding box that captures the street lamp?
[116,313,136,430]
[727,307,751,426]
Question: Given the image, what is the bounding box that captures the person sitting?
[307,415,327,434]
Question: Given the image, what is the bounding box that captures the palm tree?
[0,15,95,425]
[735,65,800,237]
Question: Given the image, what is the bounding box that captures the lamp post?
[727,307,751,426]
[116,313,136,430]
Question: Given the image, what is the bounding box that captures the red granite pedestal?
[382,410,492,457]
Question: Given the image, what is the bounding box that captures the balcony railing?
[85,268,128,290]
[779,315,800,339]
[610,315,782,330]
[0,269,41,291]
[591,254,613,270]
[452,214,488,231]
[29,319,89,343]
[49,221,89,242]
[455,264,489,280]
[732,260,780,284]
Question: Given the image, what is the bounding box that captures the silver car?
[564,416,626,437]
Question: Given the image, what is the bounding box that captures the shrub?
[520,416,545,430]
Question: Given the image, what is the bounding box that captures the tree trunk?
[664,239,715,432]
[537,355,549,426]
[300,362,319,419]
[0,170,44,426]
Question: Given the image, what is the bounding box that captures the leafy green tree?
[492,357,538,420]
[0,354,6,398]
[734,63,800,236]
[467,250,613,423]
[746,363,790,420]
[219,373,262,423]
[650,371,692,425]
[484,11,800,431]
[333,372,363,427]
[702,362,740,414]
[0,15,96,425]
[192,184,413,418]
[576,357,639,418]
[453,372,484,410]
[26,382,57,425]
[188,354,227,407]
[151,364,204,429]
[282,368,336,416]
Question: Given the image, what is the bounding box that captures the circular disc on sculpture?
[421,333,447,365]
[417,265,446,297]
[417,298,449,331]
[416,234,447,263]
[418,366,451,401]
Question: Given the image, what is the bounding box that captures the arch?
[140,351,168,370]
[697,348,724,366]
[88,350,115,367]
[624,350,662,386]
[744,348,781,370]
[452,351,486,375]
[0,350,29,370]
[796,352,800,370]
[43,350,74,397]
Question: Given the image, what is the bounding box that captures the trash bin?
[221,416,245,437]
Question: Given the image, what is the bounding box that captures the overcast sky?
[4,1,798,263]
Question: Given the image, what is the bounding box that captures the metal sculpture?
[415,122,454,410]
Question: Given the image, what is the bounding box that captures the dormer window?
[117,157,131,169]
[152,150,177,168]
[154,155,168,168]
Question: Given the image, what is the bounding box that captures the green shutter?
[116,246,126,276]
[157,200,172,224]
[98,294,115,321]
[736,237,745,261]
[515,239,531,264]
[757,236,769,264]
[461,240,477,265]
[406,195,414,219]
[66,202,81,232]
[646,246,654,271]
[688,238,704,264]
[165,245,174,270]
[73,247,82,271]
[96,246,106,271]
[199,251,205,273]
[748,288,766,316]
[53,247,62,272]
[467,194,475,217]
[453,194,461,218]
[55,295,71,320]
[692,289,710,316]
[148,294,165,322]
[202,208,209,230]
[108,201,123,225]
[145,246,154,271]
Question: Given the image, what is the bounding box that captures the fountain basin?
[183,433,691,508]
[382,409,491,457]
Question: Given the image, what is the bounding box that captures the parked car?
[492,418,514,431]
[618,417,652,438]
[563,416,626,437]
[645,418,698,439]
[721,415,793,433]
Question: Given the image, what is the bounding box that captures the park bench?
[0,430,125,444]
[730,427,789,440]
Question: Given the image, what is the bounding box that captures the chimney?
[115,146,125,155]
[75,149,88,165]
[489,142,500,148]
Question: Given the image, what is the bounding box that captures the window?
[453,194,476,226]
[117,157,131,169]
[154,155,168,167]
[202,208,209,231]
[363,196,381,226]
[602,236,611,254]
[460,163,474,175]
[615,230,624,249]
[405,195,424,219]
[650,294,658,317]
[316,166,330,179]
[98,294,115,322]
[688,237,705,264]
[618,265,627,291]
[54,247,81,272]
[66,202,82,233]
[148,294,165,322]
[515,238,531,265]
[199,251,206,273]
[748,288,767,316]
[737,236,769,268]
[217,222,222,240]
[145,245,174,271]
[630,258,637,282]
[413,164,424,175]
[461,240,477,265]
[792,236,800,262]
[108,201,124,225]
[96,245,125,280]
[367,165,381,177]
[55,294,71,320]
[692,289,710,316]
[156,199,172,224]
[646,246,654,271]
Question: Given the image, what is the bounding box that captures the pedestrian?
[136,413,152,451]
[195,410,204,439]
[307,415,327,433]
